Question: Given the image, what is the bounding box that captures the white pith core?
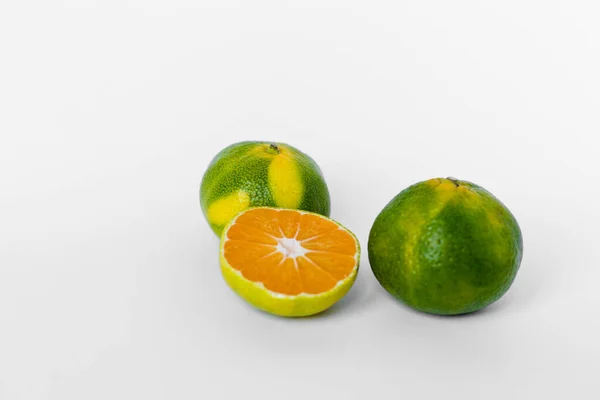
[275,237,308,259]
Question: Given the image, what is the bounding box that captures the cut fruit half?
[220,207,360,317]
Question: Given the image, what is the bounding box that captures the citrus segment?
[223,241,278,269]
[302,229,358,253]
[277,209,302,238]
[305,252,357,280]
[225,223,278,245]
[220,208,360,317]
[295,257,338,294]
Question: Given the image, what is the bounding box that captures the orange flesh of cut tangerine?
[223,208,358,296]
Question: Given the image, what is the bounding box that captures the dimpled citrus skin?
[368,178,523,315]
[200,141,331,236]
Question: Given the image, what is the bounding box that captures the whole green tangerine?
[368,177,523,315]
[200,141,331,236]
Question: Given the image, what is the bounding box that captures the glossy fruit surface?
[368,178,523,315]
[201,141,330,236]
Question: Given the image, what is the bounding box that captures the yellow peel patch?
[486,209,504,227]
[425,178,442,187]
[268,152,303,209]
[207,190,250,227]
[248,143,276,159]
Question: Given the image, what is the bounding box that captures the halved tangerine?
[220,207,360,317]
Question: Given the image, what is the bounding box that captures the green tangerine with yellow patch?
[368,177,523,315]
[200,141,331,236]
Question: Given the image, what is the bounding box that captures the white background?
[1,1,599,399]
